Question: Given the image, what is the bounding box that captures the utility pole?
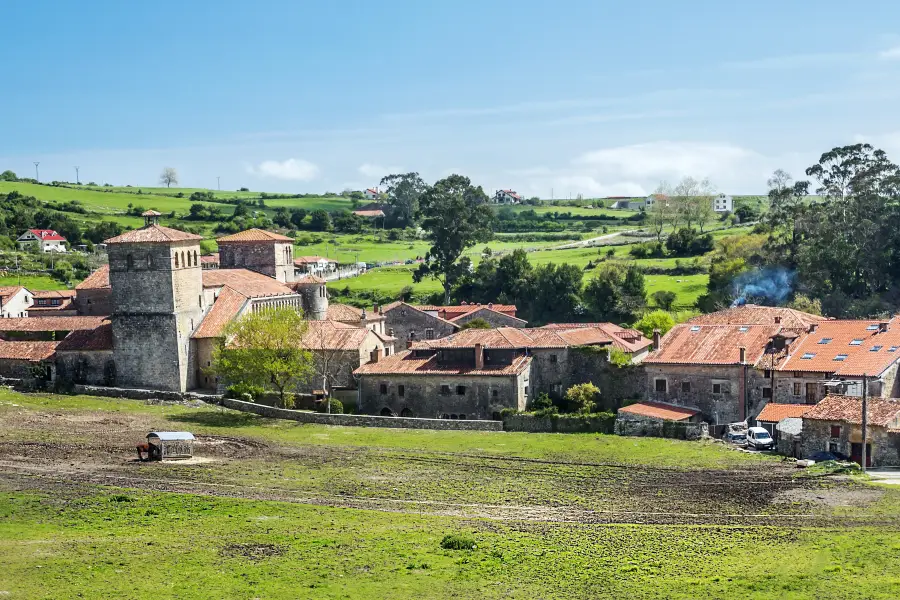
[33,162,40,182]
[216,176,220,191]
[861,376,868,473]
[74,166,80,184]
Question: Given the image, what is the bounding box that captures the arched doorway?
[380,407,394,417]
[400,408,413,417]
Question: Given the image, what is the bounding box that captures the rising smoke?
[731,267,796,307]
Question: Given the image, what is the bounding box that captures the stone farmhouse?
[801,394,900,467]
[354,324,651,419]
[380,301,527,343]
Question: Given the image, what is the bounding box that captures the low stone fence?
[72,384,220,403]
[502,413,616,434]
[222,398,503,431]
[614,418,707,440]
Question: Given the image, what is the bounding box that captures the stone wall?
[222,398,502,430]
[218,241,294,283]
[357,372,526,419]
[72,384,219,403]
[614,414,706,440]
[56,350,115,386]
[74,285,112,316]
[800,418,900,467]
[502,413,615,433]
[453,308,526,328]
[383,306,457,343]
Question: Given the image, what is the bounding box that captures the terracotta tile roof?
[327,303,363,321]
[353,210,385,218]
[0,341,59,361]
[216,228,293,243]
[141,210,161,217]
[686,304,827,329]
[75,265,110,290]
[756,403,812,423]
[192,287,248,339]
[777,319,900,376]
[540,323,652,353]
[299,320,371,350]
[804,394,900,427]
[380,302,460,328]
[105,225,203,244]
[29,289,76,312]
[618,402,699,421]
[56,322,114,351]
[412,325,641,351]
[291,274,327,286]
[294,255,337,264]
[200,253,219,265]
[32,290,76,299]
[451,306,528,325]
[201,269,295,299]
[0,316,107,332]
[416,303,518,320]
[0,286,24,301]
[645,324,782,365]
[354,349,532,376]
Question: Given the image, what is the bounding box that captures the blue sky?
[3,0,900,197]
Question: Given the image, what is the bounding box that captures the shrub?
[440,534,477,551]
[608,348,632,367]
[321,398,343,414]
[565,382,600,414]
[226,382,265,401]
[633,310,676,338]
[651,290,677,310]
[532,393,553,411]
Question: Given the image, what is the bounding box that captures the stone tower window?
[147,253,153,269]
[194,250,198,266]
[181,251,186,268]
[126,254,134,270]
[174,252,179,268]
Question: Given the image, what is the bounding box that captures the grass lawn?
[645,273,709,307]
[0,274,69,290]
[330,265,441,300]
[1,390,899,599]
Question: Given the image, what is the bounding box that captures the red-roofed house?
[17,229,67,252]
[29,290,77,316]
[615,401,704,438]
[492,189,522,204]
[0,286,33,318]
[364,188,379,200]
[800,394,900,467]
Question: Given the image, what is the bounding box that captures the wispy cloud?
[574,141,757,180]
[879,46,900,60]
[246,158,319,181]
[722,51,862,70]
[358,163,401,178]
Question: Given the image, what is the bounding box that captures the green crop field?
[0,274,69,290]
[1,390,898,599]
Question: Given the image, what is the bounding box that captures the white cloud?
[574,141,757,180]
[879,46,900,60]
[247,158,319,181]
[554,176,647,197]
[722,52,862,70]
[853,131,900,157]
[358,163,401,178]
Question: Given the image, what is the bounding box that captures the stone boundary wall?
[72,384,219,403]
[222,398,503,431]
[502,413,616,434]
[614,418,707,440]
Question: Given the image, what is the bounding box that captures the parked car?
[724,421,748,445]
[747,427,775,451]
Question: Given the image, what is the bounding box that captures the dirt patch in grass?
[220,543,287,560]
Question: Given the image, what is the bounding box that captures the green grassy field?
[0,274,69,290]
[1,391,898,599]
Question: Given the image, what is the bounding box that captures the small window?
[126,253,134,269]
[738,326,749,332]
[890,346,899,352]
[793,382,801,395]
[833,354,848,361]
[849,339,863,346]
[762,387,772,398]
[764,369,772,378]
[818,338,832,345]
[456,385,466,395]
[690,326,701,332]
[441,385,451,395]
[458,414,466,420]
[174,253,179,268]
[793,371,803,378]
[379,383,387,394]
[398,385,405,397]
[830,425,842,438]
[425,328,434,340]
[198,295,202,307]
[871,345,883,352]
[549,354,558,363]
[828,441,840,454]
[655,379,667,393]
[801,353,815,360]
[712,383,723,394]
[681,381,690,393]
[866,324,879,331]
[492,389,498,398]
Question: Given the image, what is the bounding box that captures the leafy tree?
[650,290,677,310]
[380,172,428,228]
[414,174,495,304]
[159,167,178,188]
[666,228,714,257]
[0,170,17,182]
[787,293,823,316]
[309,209,333,232]
[459,318,492,330]
[526,262,584,323]
[273,207,291,228]
[331,209,365,233]
[189,190,215,201]
[211,307,314,407]
[646,184,673,242]
[633,309,675,338]
[565,382,599,414]
[52,260,75,283]
[584,263,646,322]
[734,204,759,223]
[232,202,250,218]
[290,208,308,229]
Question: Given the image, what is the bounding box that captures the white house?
[294,256,338,276]
[17,229,67,253]
[364,188,379,200]
[493,189,522,204]
[713,193,733,213]
[0,287,33,318]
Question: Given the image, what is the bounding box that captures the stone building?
[216,229,295,283]
[685,303,827,330]
[54,321,115,386]
[30,290,77,316]
[380,302,459,343]
[801,394,900,467]
[73,265,112,315]
[298,320,392,398]
[0,341,57,380]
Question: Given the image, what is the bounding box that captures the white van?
[747,427,775,451]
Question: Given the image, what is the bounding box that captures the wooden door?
[850,443,872,467]
[805,383,818,404]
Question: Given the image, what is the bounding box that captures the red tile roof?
[326,303,364,321]
[216,228,293,243]
[0,286,24,301]
[32,290,76,299]
[353,210,385,218]
[192,287,248,339]
[686,304,827,329]
[201,269,295,299]
[141,210,161,217]
[778,319,900,376]
[294,255,337,264]
[416,303,518,320]
[291,274,327,286]
[200,253,220,265]
[28,229,66,241]
[0,341,59,361]
[411,324,647,352]
[56,322,114,351]
[540,323,651,352]
[354,349,531,376]
[299,320,372,351]
[29,289,76,312]
[755,403,812,423]
[105,225,203,244]
[0,316,107,332]
[804,394,900,428]
[645,324,782,365]
[75,265,110,290]
[618,402,699,421]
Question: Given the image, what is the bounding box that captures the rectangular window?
[681,381,691,393]
[866,324,879,331]
[834,354,848,361]
[830,425,842,438]
[441,385,451,395]
[398,385,405,397]
[425,328,434,340]
[871,346,883,352]
[818,338,832,344]
[655,379,667,393]
[793,382,801,396]
[379,384,387,394]
[549,354,558,363]
[764,370,772,378]
[828,442,839,454]
[762,387,772,398]
[801,353,815,360]
[492,389,498,398]
[456,385,466,395]
[850,339,863,346]
[712,383,722,394]
[690,326,701,332]
[793,371,803,378]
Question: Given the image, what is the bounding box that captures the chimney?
[370,347,383,363]
[373,304,379,314]
[388,327,394,337]
[879,322,889,333]
[652,329,661,351]
[808,323,818,333]
[406,340,413,349]
[474,343,484,370]
[739,346,746,364]
[774,316,781,324]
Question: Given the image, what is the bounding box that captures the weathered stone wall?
[614,414,706,439]
[194,338,219,390]
[71,384,219,403]
[502,413,615,433]
[383,306,456,343]
[800,418,900,467]
[222,397,502,430]
[218,241,294,283]
[111,314,183,391]
[56,350,115,386]
[0,358,39,379]
[453,309,526,329]
[357,372,525,419]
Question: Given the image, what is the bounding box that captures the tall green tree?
[380,172,427,228]
[583,263,646,322]
[526,263,584,323]
[414,174,495,304]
